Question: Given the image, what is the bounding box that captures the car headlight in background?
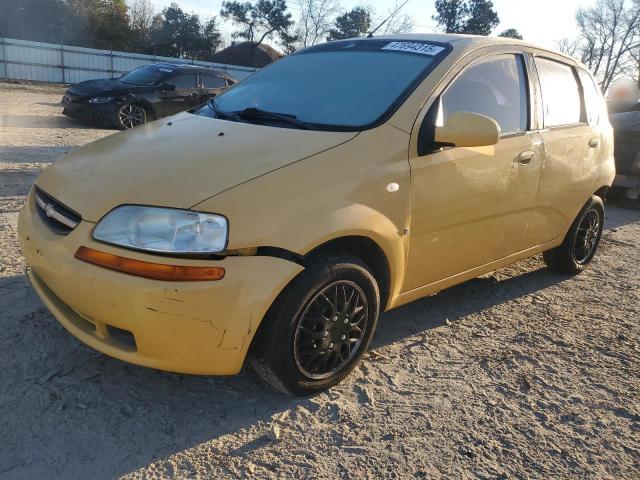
[88,96,114,104]
[93,206,228,254]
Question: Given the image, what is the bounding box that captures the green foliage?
[433,0,499,36]
[498,28,523,40]
[221,0,295,52]
[327,7,371,41]
[0,0,223,61]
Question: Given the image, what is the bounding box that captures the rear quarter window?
[578,69,605,126]
[534,57,582,127]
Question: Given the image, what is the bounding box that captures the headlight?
[93,206,228,254]
[88,96,114,104]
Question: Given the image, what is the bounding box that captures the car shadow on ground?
[0,114,110,130]
[0,257,571,478]
[2,210,638,478]
[373,263,569,349]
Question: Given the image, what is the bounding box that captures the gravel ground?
[1,83,639,480]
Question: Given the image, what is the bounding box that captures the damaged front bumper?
[18,191,303,375]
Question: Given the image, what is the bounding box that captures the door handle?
[588,137,600,148]
[189,93,199,97]
[517,151,535,165]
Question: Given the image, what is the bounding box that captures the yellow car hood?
[36,112,358,222]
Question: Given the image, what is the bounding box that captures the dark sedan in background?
[610,110,640,200]
[62,63,236,129]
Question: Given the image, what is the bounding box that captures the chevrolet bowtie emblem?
[44,203,55,217]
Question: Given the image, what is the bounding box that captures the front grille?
[34,187,82,235]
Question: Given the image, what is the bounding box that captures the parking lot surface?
[1,82,639,479]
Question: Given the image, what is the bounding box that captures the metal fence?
[0,37,257,84]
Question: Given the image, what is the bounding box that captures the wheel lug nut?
[323,331,328,338]
[333,316,338,322]
[341,334,346,340]
[343,318,349,324]
[328,342,334,349]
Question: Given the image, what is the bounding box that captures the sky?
[142,0,598,50]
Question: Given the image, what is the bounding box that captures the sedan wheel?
[117,104,146,129]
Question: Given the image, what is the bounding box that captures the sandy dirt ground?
[0,83,639,480]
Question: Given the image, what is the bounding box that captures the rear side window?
[169,74,197,89]
[202,75,226,88]
[534,58,581,127]
[578,69,604,126]
[442,54,528,135]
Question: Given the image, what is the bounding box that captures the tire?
[543,195,604,274]
[116,103,148,129]
[250,252,380,396]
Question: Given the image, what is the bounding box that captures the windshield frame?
[205,39,453,132]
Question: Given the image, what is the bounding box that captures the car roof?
[338,33,586,70]
[151,62,231,78]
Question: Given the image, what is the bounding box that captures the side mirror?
[435,111,501,148]
[159,83,176,92]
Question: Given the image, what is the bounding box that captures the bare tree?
[294,0,341,48]
[570,0,639,90]
[375,0,415,35]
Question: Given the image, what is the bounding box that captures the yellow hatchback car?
[19,34,614,395]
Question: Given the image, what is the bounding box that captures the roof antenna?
[367,0,412,38]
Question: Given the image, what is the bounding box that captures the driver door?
[402,53,544,292]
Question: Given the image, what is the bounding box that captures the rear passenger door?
[159,73,200,115]
[523,57,601,246]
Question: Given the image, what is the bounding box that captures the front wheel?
[543,195,604,274]
[116,103,147,129]
[251,253,380,396]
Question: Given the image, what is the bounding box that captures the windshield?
[196,40,449,130]
[119,65,172,86]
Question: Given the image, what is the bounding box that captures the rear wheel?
[116,104,147,129]
[251,253,380,396]
[543,195,604,274]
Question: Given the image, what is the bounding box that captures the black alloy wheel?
[117,104,146,129]
[250,252,380,396]
[543,195,604,274]
[293,280,369,380]
[573,208,601,264]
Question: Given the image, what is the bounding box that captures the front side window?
[441,54,529,135]
[198,40,450,130]
[170,74,197,89]
[578,69,604,126]
[535,58,581,127]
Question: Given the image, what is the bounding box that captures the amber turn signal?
[74,246,225,281]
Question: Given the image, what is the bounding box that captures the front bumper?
[18,191,304,375]
[62,98,118,127]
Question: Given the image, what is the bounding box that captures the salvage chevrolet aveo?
[19,34,614,395]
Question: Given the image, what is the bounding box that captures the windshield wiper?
[232,107,318,130]
[208,99,242,121]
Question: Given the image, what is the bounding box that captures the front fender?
[193,125,412,307]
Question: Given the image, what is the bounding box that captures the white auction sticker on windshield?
[382,42,445,56]
[158,68,173,72]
